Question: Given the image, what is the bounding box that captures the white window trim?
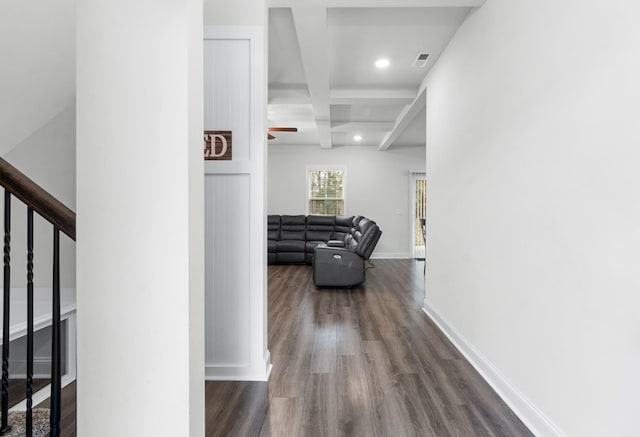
[306,165,347,215]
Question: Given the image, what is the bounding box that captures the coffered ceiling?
[267,0,486,149]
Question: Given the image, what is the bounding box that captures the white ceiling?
[267,0,485,149]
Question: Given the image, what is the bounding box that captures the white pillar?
[76,0,204,435]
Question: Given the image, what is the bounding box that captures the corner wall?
[423,1,640,436]
[268,144,426,258]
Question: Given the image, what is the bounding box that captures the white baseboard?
[371,252,410,259]
[422,301,567,437]
[205,350,272,382]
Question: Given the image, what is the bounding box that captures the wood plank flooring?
[206,259,533,437]
[37,381,76,436]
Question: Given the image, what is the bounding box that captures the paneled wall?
[203,26,270,381]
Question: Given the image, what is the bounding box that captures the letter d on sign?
[211,135,227,157]
[204,130,232,160]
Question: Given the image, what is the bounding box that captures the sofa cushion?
[277,252,306,264]
[268,215,281,240]
[306,230,332,241]
[277,240,306,252]
[306,215,335,241]
[305,241,325,253]
[307,215,336,227]
[282,215,306,225]
[329,216,352,241]
[354,219,381,259]
[281,215,306,240]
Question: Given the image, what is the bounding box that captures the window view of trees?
[308,169,345,215]
[414,177,427,258]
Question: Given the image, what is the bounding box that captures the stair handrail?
[0,156,74,436]
[0,157,75,241]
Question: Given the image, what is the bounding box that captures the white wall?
[2,103,76,288]
[268,144,426,258]
[0,0,75,156]
[423,1,640,436]
[76,0,204,435]
[204,0,265,26]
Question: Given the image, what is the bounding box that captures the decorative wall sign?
[204,131,232,160]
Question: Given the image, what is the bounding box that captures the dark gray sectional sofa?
[268,214,382,287]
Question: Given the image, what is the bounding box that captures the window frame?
[306,165,347,216]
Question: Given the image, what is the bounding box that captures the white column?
[76,0,204,435]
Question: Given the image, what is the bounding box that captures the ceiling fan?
[267,127,298,140]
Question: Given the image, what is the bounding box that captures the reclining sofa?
[268,214,382,287]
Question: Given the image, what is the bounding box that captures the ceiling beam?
[331,121,395,132]
[378,87,426,151]
[291,5,332,148]
[268,86,311,104]
[330,88,416,105]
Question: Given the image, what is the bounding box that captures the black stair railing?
[0,157,75,437]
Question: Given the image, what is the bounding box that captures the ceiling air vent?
[413,52,430,68]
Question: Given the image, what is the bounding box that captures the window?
[307,167,346,215]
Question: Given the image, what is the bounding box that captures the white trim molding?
[422,301,567,437]
[205,351,272,381]
[371,252,410,259]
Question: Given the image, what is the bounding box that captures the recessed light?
[353,135,363,141]
[375,59,389,69]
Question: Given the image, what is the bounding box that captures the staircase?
[0,157,75,436]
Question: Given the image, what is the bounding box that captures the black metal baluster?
[26,207,33,437]
[1,192,11,434]
[50,227,61,437]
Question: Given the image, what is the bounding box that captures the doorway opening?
[410,171,427,259]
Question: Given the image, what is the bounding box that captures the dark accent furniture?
[268,214,382,287]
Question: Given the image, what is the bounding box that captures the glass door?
[410,172,427,259]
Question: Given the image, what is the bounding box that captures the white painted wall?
[423,1,640,436]
[76,0,204,435]
[268,144,426,258]
[0,0,75,156]
[2,103,76,288]
[204,0,265,26]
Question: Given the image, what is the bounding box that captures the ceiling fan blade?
[267,127,298,132]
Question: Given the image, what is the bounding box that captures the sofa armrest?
[327,239,345,248]
[313,246,365,287]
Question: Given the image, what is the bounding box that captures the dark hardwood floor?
[206,259,533,437]
[37,381,76,436]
